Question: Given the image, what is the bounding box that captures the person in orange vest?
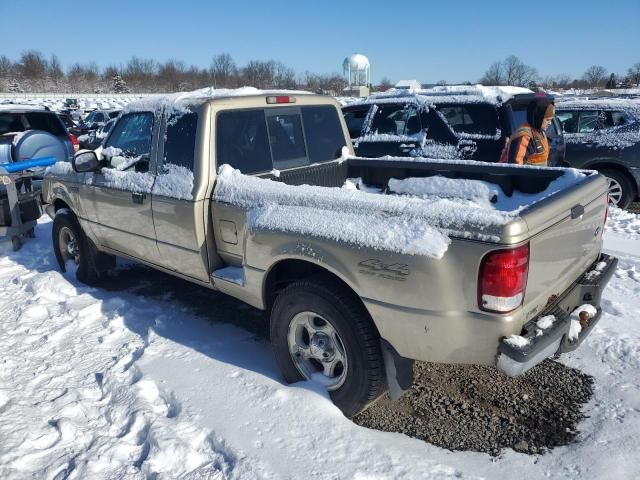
[507,98,555,166]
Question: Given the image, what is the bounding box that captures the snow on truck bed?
[213,163,588,258]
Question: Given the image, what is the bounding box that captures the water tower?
[343,54,371,88]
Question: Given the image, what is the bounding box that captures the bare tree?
[124,57,157,92]
[480,61,504,85]
[502,56,538,87]
[376,77,393,92]
[627,62,640,86]
[210,53,237,88]
[583,65,608,88]
[19,50,48,90]
[157,59,186,92]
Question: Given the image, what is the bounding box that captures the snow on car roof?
[556,98,640,117]
[0,104,48,112]
[350,84,534,108]
[124,86,316,114]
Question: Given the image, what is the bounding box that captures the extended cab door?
[85,111,160,263]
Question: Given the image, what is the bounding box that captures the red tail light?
[266,96,296,104]
[68,133,79,152]
[478,244,530,313]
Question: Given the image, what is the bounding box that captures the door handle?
[399,143,416,148]
[131,192,146,204]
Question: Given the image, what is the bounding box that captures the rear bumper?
[496,253,618,377]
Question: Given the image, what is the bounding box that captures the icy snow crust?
[213,162,587,257]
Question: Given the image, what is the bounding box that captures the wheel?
[600,169,635,210]
[52,210,101,285]
[270,277,386,417]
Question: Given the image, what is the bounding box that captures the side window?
[437,104,498,136]
[301,106,346,162]
[104,112,154,169]
[216,109,271,174]
[266,112,307,169]
[342,106,369,139]
[557,111,579,133]
[420,110,457,144]
[164,112,198,170]
[607,110,632,128]
[577,111,603,133]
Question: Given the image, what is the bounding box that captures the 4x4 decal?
[358,259,410,281]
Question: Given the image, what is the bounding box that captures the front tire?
[52,210,102,285]
[600,168,635,210]
[270,277,386,417]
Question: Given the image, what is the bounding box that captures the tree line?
[478,55,640,90]
[1,50,639,94]
[0,51,348,94]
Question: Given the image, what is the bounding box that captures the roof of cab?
[123,86,319,115]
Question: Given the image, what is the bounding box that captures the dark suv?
[342,86,565,166]
[555,99,640,209]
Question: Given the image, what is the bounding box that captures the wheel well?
[265,259,363,312]
[53,199,71,212]
[586,162,637,195]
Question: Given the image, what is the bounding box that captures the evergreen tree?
[605,73,616,89]
[112,73,129,93]
[8,79,22,92]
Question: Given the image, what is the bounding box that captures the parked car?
[81,109,121,130]
[0,105,75,161]
[555,99,640,209]
[57,112,84,142]
[78,118,116,150]
[342,86,565,165]
[43,90,615,417]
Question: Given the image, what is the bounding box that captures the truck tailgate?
[519,173,608,321]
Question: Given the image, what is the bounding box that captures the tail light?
[266,96,296,104]
[68,134,79,152]
[604,193,610,225]
[478,244,530,313]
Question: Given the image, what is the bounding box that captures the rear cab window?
[216,105,346,174]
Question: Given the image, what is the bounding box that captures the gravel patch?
[628,202,640,214]
[354,359,593,456]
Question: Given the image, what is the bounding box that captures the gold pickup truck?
[43,88,617,417]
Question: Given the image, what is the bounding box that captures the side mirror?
[73,150,101,173]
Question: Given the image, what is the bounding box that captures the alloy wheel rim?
[607,177,623,206]
[287,311,348,391]
[58,226,80,265]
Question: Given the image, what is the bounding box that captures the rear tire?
[270,276,386,417]
[52,210,102,285]
[600,169,635,210]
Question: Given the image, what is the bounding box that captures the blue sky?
[1,0,638,84]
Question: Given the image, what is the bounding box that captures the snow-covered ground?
[0,210,639,479]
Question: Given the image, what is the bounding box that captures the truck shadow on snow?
[3,226,595,457]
